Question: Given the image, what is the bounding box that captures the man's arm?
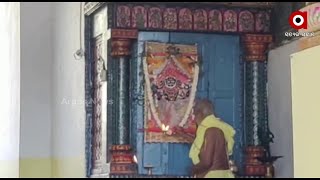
[174,126,195,141]
[191,127,225,176]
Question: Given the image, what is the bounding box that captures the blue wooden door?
[132,31,243,176]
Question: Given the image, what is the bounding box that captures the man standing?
[189,99,236,178]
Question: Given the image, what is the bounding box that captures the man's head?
[193,99,214,125]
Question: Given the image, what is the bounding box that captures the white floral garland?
[143,55,199,128]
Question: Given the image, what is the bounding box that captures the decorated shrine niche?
[84,2,277,178]
[143,42,198,143]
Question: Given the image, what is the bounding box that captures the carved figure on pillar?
[242,34,273,176]
[91,38,104,175]
[110,29,138,175]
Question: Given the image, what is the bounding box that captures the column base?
[91,163,110,177]
[244,146,266,176]
[110,145,137,175]
[91,160,104,175]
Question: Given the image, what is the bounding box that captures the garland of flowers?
[179,59,199,127]
[143,55,199,129]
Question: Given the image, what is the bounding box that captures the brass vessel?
[265,164,274,178]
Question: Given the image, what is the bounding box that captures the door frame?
[131,31,245,175]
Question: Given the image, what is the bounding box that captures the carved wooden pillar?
[91,37,104,175]
[242,34,273,176]
[110,29,138,175]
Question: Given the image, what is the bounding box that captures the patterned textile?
[143,42,199,143]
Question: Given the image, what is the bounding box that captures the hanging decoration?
[143,42,199,143]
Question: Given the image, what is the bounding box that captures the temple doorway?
[131,31,244,175]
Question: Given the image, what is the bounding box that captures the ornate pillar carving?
[110,29,138,175]
[91,37,105,175]
[242,34,273,176]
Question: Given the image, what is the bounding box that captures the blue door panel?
[213,37,236,91]
[168,33,213,176]
[207,35,242,164]
[134,31,243,175]
[213,98,235,125]
[136,32,170,175]
[143,143,165,174]
[167,143,193,175]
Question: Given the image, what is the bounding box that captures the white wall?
[291,45,320,178]
[18,2,86,177]
[268,41,298,178]
[52,2,86,177]
[0,2,20,177]
[20,2,53,177]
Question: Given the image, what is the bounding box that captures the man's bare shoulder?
[205,127,224,138]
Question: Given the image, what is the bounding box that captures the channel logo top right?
[288,11,308,30]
